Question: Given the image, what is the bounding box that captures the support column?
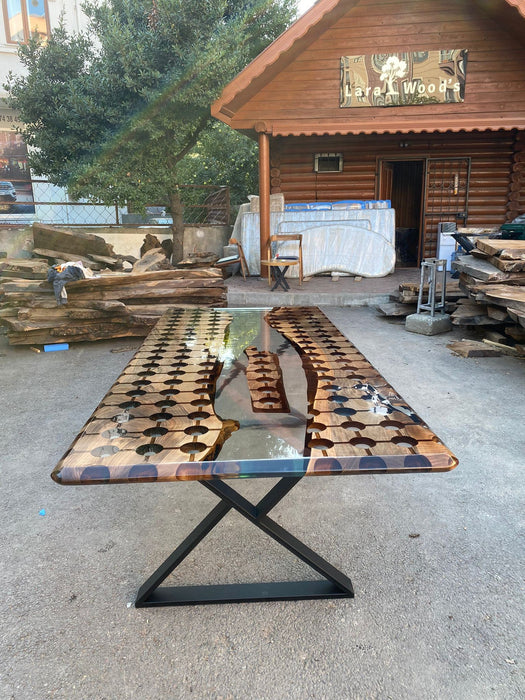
[258,129,271,271]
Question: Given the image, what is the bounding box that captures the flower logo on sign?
[380,56,407,95]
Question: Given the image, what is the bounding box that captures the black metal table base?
[135,477,354,607]
[270,265,291,291]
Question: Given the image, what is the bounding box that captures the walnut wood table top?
[52,307,457,485]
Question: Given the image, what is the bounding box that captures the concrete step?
[227,288,392,307]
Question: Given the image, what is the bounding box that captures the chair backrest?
[269,234,302,257]
[269,234,302,245]
[268,234,303,284]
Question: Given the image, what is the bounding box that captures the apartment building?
[0,2,119,225]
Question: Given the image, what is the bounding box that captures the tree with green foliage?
[177,122,259,214]
[5,0,296,261]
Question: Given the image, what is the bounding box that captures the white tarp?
[239,209,395,277]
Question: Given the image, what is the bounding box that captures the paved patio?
[226,267,422,307]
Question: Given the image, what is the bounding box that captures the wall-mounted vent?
[314,153,343,173]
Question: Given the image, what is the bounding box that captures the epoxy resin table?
[52,307,458,607]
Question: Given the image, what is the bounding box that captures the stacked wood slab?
[0,223,226,345]
[0,269,226,345]
[451,238,525,356]
[376,280,465,318]
[0,258,49,280]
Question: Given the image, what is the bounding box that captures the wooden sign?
[340,50,468,108]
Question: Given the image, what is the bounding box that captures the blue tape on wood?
[43,343,69,352]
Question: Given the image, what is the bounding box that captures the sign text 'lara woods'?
[340,50,468,108]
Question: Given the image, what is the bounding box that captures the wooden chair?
[215,237,248,279]
[261,234,303,290]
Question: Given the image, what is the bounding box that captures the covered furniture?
[239,208,396,278]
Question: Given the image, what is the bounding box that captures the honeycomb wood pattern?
[244,345,290,413]
[265,307,456,473]
[53,309,239,483]
[52,307,457,484]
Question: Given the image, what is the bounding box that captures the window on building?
[3,0,50,44]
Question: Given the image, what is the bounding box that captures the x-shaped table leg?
[270,265,291,291]
[135,477,354,607]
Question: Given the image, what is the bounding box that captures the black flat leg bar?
[135,476,354,607]
[270,265,290,291]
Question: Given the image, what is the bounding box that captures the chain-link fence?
[0,179,230,227]
[136,186,230,226]
[0,179,121,225]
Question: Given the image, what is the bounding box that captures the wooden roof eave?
[211,0,356,124]
[268,116,525,137]
[222,114,525,139]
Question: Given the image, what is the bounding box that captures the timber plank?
[376,302,417,317]
[508,309,525,328]
[486,305,511,321]
[0,258,49,279]
[452,255,525,283]
[476,239,525,261]
[33,223,116,258]
[32,248,98,267]
[447,340,502,357]
[482,285,525,312]
[7,324,154,345]
[17,306,130,322]
[487,255,525,273]
[450,302,498,326]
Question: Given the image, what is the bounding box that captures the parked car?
[0,181,17,202]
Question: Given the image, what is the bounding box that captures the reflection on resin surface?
[51,307,458,484]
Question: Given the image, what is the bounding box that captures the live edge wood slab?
[52,307,457,485]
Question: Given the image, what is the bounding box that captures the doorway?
[379,160,424,266]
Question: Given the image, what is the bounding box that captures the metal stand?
[135,477,354,607]
[416,258,447,316]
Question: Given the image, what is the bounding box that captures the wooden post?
[258,128,271,272]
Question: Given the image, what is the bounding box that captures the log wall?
[271,130,523,258]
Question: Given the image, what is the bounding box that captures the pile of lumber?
[0,224,226,345]
[0,269,226,345]
[376,280,466,318]
[451,237,525,356]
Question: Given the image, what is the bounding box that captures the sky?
[297,0,317,16]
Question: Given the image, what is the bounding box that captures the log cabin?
[212,0,525,272]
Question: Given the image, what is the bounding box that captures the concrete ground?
[1,306,524,700]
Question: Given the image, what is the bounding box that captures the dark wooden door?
[379,160,394,201]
